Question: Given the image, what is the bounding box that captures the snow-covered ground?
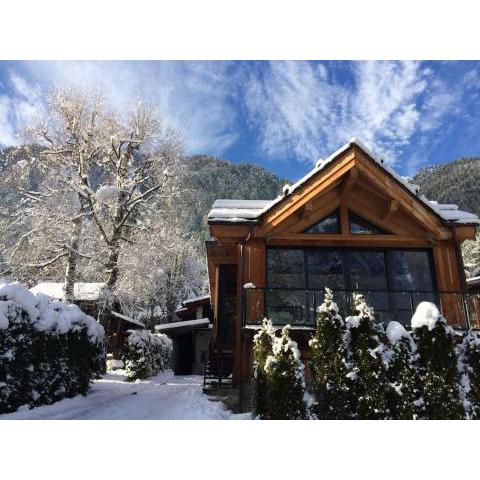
[1,370,251,420]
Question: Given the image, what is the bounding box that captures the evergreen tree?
[252,318,276,418]
[264,325,308,419]
[412,302,465,419]
[345,293,389,419]
[459,331,480,419]
[309,288,352,419]
[385,321,424,419]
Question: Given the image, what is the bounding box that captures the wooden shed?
[205,139,480,394]
[155,295,213,375]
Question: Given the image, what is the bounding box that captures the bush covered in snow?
[252,318,275,418]
[123,330,172,381]
[264,326,308,419]
[309,288,353,419]
[252,321,309,419]
[0,282,105,414]
[385,322,423,419]
[412,302,465,419]
[345,293,389,419]
[459,332,480,419]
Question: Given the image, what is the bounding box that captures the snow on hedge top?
[411,302,442,331]
[207,138,480,226]
[30,282,106,301]
[386,321,410,344]
[0,281,104,341]
[128,329,173,351]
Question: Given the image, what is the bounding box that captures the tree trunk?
[64,196,88,302]
[105,189,127,291]
[105,240,121,290]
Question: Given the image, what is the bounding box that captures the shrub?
[252,318,275,418]
[0,282,105,414]
[309,288,353,419]
[264,326,308,420]
[345,293,389,419]
[385,321,424,419]
[459,331,480,418]
[412,302,465,419]
[123,330,172,381]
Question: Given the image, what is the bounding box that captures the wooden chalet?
[204,139,480,402]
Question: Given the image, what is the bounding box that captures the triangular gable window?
[303,210,340,234]
[349,211,389,235]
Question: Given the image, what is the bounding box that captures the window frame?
[302,209,341,234]
[349,211,390,235]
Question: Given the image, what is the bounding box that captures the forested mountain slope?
[176,154,286,242]
[413,158,480,217]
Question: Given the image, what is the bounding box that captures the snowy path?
[1,371,250,420]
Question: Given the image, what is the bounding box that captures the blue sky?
[1,60,480,180]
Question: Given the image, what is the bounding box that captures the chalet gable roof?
[208,138,480,226]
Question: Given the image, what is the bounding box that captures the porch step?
[203,345,235,389]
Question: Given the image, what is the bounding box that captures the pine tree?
[412,303,465,419]
[459,331,480,419]
[385,321,424,419]
[309,288,352,419]
[345,293,389,419]
[264,325,308,419]
[252,318,276,418]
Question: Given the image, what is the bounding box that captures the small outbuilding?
[155,295,213,375]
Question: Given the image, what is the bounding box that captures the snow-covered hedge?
[0,282,105,414]
[123,330,172,381]
[253,293,480,420]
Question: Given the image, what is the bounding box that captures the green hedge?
[0,282,105,414]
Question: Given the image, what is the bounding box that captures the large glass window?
[307,250,345,290]
[390,250,434,291]
[267,248,305,288]
[265,247,437,326]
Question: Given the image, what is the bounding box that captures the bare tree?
[115,200,207,329]
[22,86,106,299]
[23,85,182,299]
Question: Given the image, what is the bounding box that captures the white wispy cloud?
[0,72,45,145]
[1,61,479,174]
[0,61,240,155]
[243,60,465,167]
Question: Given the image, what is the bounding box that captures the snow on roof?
[154,318,210,331]
[111,311,145,328]
[208,199,272,222]
[30,282,106,301]
[182,294,211,305]
[207,138,480,226]
[426,200,480,224]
